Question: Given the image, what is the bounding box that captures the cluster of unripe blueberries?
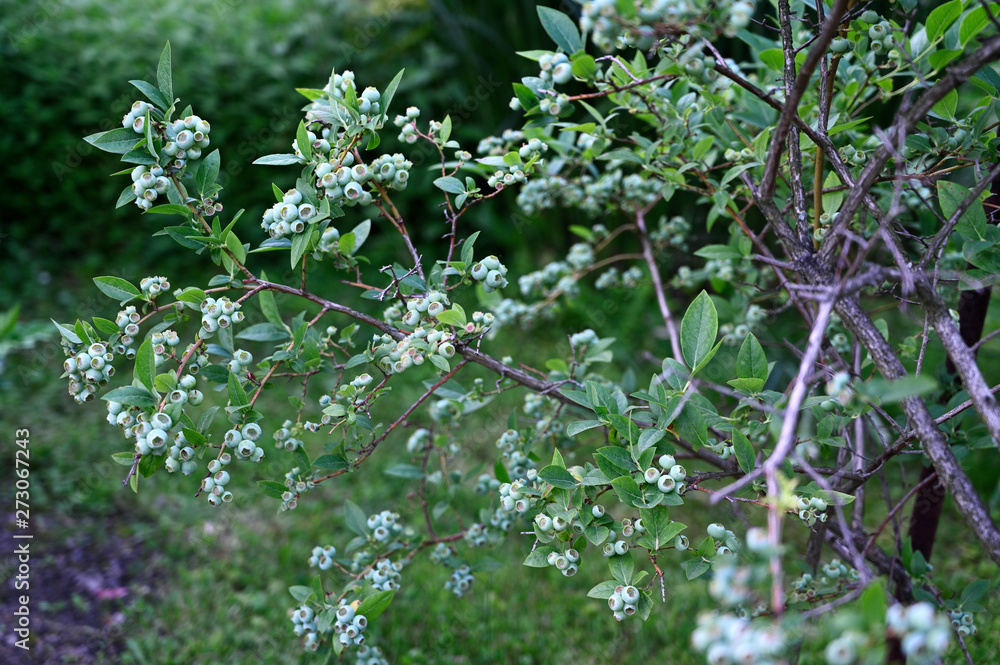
[129,164,171,211]
[261,188,319,240]
[274,421,305,453]
[162,113,212,165]
[333,602,370,647]
[199,296,244,336]
[392,105,422,144]
[691,610,785,665]
[885,602,952,665]
[367,326,457,377]
[367,510,404,544]
[308,545,337,571]
[544,547,581,577]
[640,454,688,496]
[63,342,115,403]
[468,255,510,293]
[830,11,896,57]
[444,564,475,597]
[365,558,403,592]
[607,584,642,620]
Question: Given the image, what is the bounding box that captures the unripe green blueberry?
[470,263,488,281]
[674,535,689,551]
[657,474,676,493]
[657,454,675,469]
[608,592,625,611]
[669,464,686,482]
[552,62,572,84]
[830,37,850,53]
[643,467,661,484]
[707,523,727,540]
[614,540,628,555]
[592,505,605,518]
[860,9,879,23]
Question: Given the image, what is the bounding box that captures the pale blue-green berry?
[669,464,686,481]
[674,535,689,551]
[614,540,628,555]
[658,454,675,469]
[643,467,661,484]
[552,62,572,84]
[608,592,624,611]
[657,474,676,493]
[707,523,727,540]
[592,504,605,518]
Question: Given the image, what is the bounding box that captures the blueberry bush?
[60,1,1000,663]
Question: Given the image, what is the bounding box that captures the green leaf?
[537,6,583,53]
[568,419,603,437]
[938,180,988,241]
[312,454,349,471]
[435,308,467,328]
[384,463,425,479]
[859,375,937,404]
[344,501,368,536]
[440,115,452,143]
[295,121,312,163]
[258,273,282,326]
[225,230,246,264]
[84,127,144,154]
[129,80,169,109]
[861,578,887,627]
[680,291,718,370]
[461,231,480,269]
[737,333,768,382]
[926,0,963,42]
[157,42,173,104]
[960,7,991,46]
[253,154,302,166]
[685,559,710,580]
[960,579,989,606]
[827,116,871,137]
[931,89,958,120]
[258,480,287,499]
[92,317,120,336]
[236,323,290,342]
[51,319,82,345]
[291,229,314,268]
[537,465,577,489]
[635,505,681,550]
[357,589,395,622]
[523,546,556,567]
[196,149,221,196]
[587,580,621,599]
[145,204,193,217]
[732,429,755,476]
[608,553,634,584]
[112,451,136,467]
[673,402,708,449]
[433,176,465,195]
[610,475,644,507]
[134,337,156,393]
[101,385,157,408]
[694,245,742,260]
[92,276,141,303]
[227,371,248,407]
[379,69,405,120]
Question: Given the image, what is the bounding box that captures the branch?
[761,0,849,198]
